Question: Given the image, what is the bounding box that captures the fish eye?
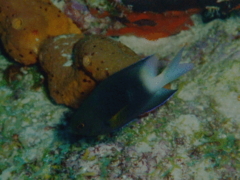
[77,123,85,129]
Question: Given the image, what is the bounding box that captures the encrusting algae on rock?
[39,35,140,108]
[0,0,81,65]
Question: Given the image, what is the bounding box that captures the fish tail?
[144,48,194,92]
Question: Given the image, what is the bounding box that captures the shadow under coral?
[54,110,119,145]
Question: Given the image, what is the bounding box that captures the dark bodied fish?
[69,49,193,136]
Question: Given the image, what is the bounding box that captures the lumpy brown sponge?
[39,34,90,108]
[74,35,140,81]
[0,0,140,108]
[0,0,81,65]
[39,35,140,108]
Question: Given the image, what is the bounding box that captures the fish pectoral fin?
[140,88,177,114]
[108,105,130,129]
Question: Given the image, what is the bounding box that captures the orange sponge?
[0,0,81,65]
[39,35,139,108]
[39,34,96,108]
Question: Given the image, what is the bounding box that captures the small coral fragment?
[63,0,111,34]
[0,0,81,65]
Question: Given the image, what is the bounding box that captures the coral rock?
[0,0,81,65]
[39,34,140,108]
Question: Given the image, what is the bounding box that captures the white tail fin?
[141,48,194,93]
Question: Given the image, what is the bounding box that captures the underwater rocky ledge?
[0,9,240,180]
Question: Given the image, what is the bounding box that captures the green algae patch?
[195,133,240,169]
